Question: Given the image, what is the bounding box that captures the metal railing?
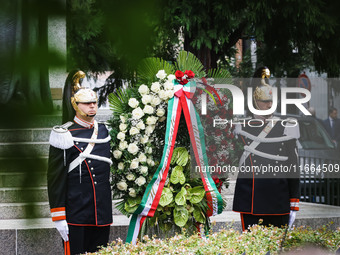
[299,150,340,206]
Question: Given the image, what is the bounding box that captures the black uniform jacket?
[48,122,113,226]
[232,119,300,215]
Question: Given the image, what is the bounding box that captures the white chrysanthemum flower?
[151,96,161,106]
[156,70,167,80]
[167,74,176,82]
[140,166,148,175]
[143,105,154,114]
[151,82,161,93]
[129,188,137,197]
[127,143,139,155]
[159,116,166,122]
[145,147,152,154]
[118,162,125,170]
[113,150,122,159]
[117,132,125,141]
[158,90,167,100]
[140,135,149,144]
[120,115,127,123]
[141,94,152,105]
[164,81,174,91]
[138,84,149,95]
[165,90,174,99]
[135,176,146,186]
[146,116,157,125]
[132,107,145,120]
[126,173,136,181]
[117,181,127,191]
[130,159,139,169]
[136,120,145,130]
[138,153,147,162]
[119,141,128,151]
[129,127,140,136]
[145,125,155,135]
[119,123,127,131]
[128,98,139,108]
[147,157,155,166]
[156,108,165,117]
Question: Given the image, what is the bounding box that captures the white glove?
[55,220,69,242]
[288,210,296,230]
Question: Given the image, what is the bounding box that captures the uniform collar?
[74,116,94,129]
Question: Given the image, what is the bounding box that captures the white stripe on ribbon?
[186,97,218,216]
[140,96,180,217]
[290,202,299,207]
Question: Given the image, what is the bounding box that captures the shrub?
[90,223,340,254]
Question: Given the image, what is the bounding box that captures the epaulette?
[283,118,300,139]
[49,121,74,149]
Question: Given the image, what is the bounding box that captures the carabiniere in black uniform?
[232,118,300,215]
[232,66,300,231]
[48,70,113,255]
[48,117,113,226]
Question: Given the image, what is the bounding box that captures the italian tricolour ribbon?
[126,79,223,244]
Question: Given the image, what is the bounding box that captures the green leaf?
[173,205,189,227]
[170,147,186,165]
[175,50,206,78]
[108,87,130,117]
[124,196,142,213]
[137,57,175,84]
[176,148,189,167]
[170,165,185,185]
[188,186,205,204]
[159,187,173,207]
[193,205,206,224]
[175,187,187,206]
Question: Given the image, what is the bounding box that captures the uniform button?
[94,181,97,185]
[273,173,276,176]
[88,160,91,163]
[251,154,254,157]
[281,142,284,145]
[275,161,278,164]
[91,167,94,171]
[93,174,95,177]
[247,142,250,144]
[81,147,84,150]
[76,142,79,145]
[253,160,256,163]
[279,148,282,151]
[255,172,258,175]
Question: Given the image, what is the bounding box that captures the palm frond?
[175,51,206,78]
[108,87,130,117]
[207,68,233,84]
[114,199,131,217]
[137,57,175,84]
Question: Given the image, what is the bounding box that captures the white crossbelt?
[67,121,112,182]
[239,119,288,167]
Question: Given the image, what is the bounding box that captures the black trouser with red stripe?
[240,213,289,231]
[65,225,110,255]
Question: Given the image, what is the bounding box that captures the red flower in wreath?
[175,70,195,85]
[185,70,195,79]
[175,70,184,79]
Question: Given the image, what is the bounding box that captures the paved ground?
[1,202,339,230]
